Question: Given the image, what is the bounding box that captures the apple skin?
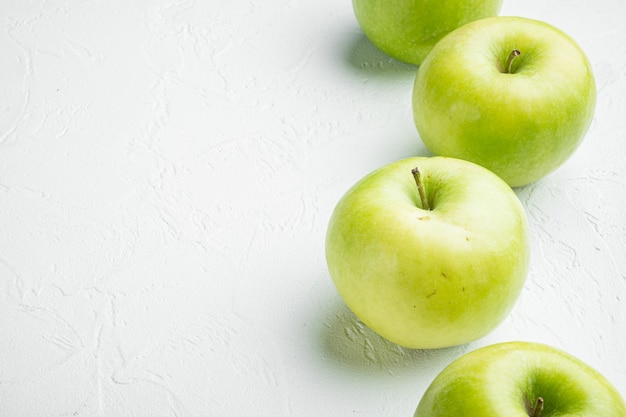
[412,16,596,187]
[414,341,626,417]
[352,0,503,65]
[325,156,529,349]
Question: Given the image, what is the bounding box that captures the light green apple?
[352,0,503,65]
[412,16,596,187]
[325,156,529,349]
[415,341,626,417]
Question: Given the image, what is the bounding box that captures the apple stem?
[532,397,544,417]
[505,49,521,74]
[411,167,430,211]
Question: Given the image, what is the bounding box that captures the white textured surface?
[1,0,625,415]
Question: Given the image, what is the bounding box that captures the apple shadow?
[340,31,418,80]
[316,297,472,376]
[333,30,434,159]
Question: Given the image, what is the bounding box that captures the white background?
[1,0,625,416]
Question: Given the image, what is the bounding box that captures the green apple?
[415,341,626,417]
[412,16,596,187]
[325,156,529,349]
[352,0,503,65]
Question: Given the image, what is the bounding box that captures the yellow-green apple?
[325,156,529,349]
[415,341,626,417]
[352,0,503,65]
[412,16,596,187]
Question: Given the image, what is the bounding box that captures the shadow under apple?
[317,297,472,376]
[341,31,418,79]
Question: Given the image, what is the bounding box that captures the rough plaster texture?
[1,0,625,416]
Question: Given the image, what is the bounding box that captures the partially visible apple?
[352,0,503,65]
[412,16,596,187]
[325,156,529,349]
[414,341,626,417]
